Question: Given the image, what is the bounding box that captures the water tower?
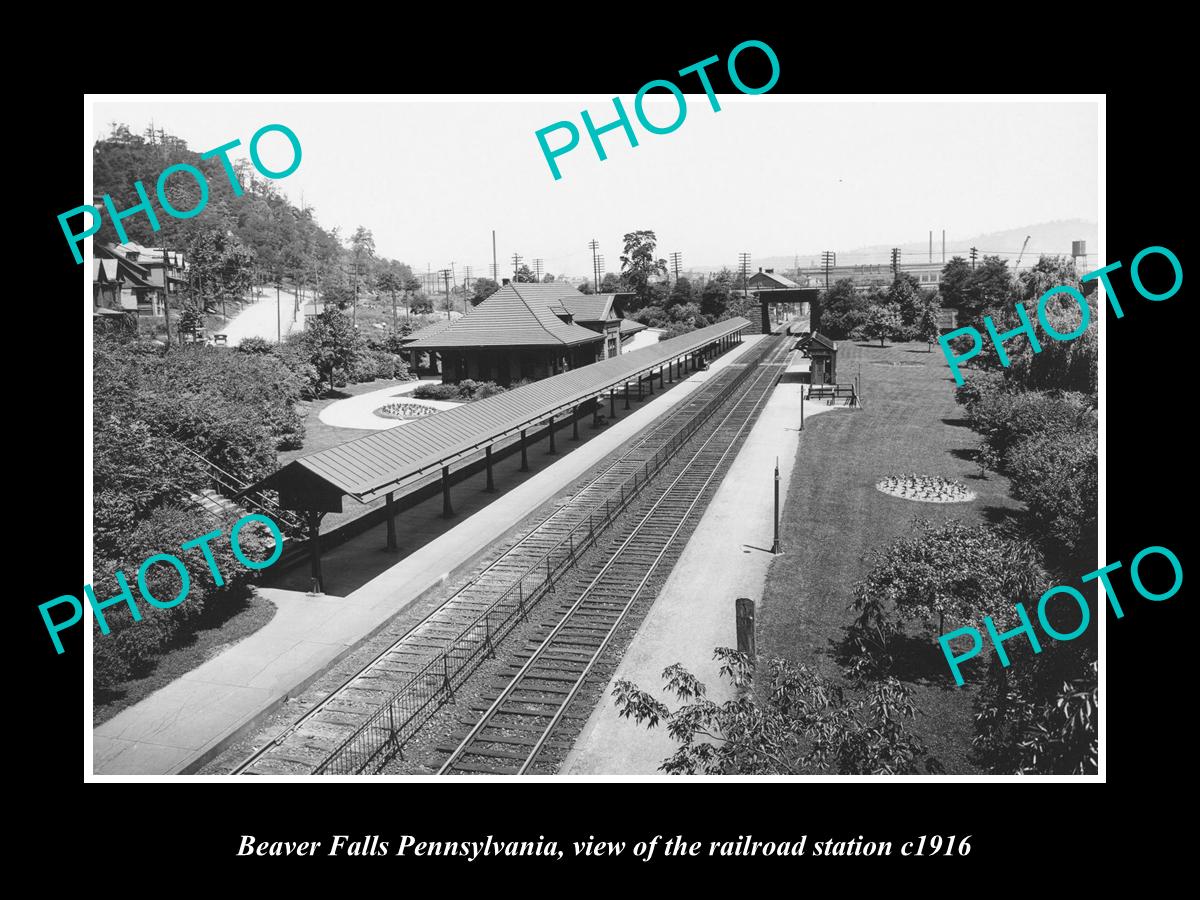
[1072,240,1087,274]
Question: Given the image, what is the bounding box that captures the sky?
[90,97,1099,279]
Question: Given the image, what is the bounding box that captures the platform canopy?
[257,317,750,509]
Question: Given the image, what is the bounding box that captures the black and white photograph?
[73,91,1120,786]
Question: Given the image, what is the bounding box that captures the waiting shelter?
[244,318,751,592]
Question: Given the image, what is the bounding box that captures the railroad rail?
[436,339,791,774]
[232,335,785,775]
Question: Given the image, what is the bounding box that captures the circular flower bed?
[374,401,440,421]
[875,473,975,503]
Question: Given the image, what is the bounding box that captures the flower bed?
[374,401,440,421]
[875,474,975,503]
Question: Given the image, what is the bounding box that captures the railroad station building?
[402,282,646,385]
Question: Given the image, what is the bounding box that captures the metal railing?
[170,438,305,536]
[313,338,783,774]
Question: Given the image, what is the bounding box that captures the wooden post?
[519,429,529,471]
[736,597,756,657]
[441,465,454,517]
[573,405,581,440]
[624,383,630,410]
[547,417,557,454]
[591,399,601,428]
[485,444,496,492]
[638,376,643,401]
[384,491,397,551]
[667,359,673,383]
[307,509,323,594]
[658,366,664,388]
[647,370,654,395]
[610,388,617,419]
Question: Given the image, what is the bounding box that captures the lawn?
[759,339,1026,773]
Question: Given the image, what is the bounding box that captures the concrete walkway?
[317,380,456,430]
[561,366,848,775]
[92,338,762,775]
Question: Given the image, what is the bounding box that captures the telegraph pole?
[820,250,835,290]
[970,247,978,270]
[669,251,682,283]
[440,268,452,319]
[588,239,600,291]
[463,265,473,303]
[737,252,751,295]
[890,247,901,276]
[596,255,605,289]
[511,253,523,281]
[534,258,544,281]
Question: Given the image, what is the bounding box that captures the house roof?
[800,331,838,351]
[404,282,604,349]
[93,259,120,282]
[750,270,800,289]
[619,318,647,335]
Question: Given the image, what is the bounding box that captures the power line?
[737,252,751,293]
[669,251,682,282]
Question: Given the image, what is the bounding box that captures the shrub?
[968,389,1093,470]
[236,336,274,354]
[91,506,276,690]
[412,383,464,400]
[1006,426,1097,567]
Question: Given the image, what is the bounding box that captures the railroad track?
[436,340,791,775]
[231,337,780,775]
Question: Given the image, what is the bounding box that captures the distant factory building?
[402,282,646,385]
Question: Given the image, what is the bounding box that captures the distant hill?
[694,219,1099,275]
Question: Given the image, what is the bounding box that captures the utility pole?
[771,457,781,554]
[440,268,452,319]
[511,253,523,281]
[890,247,901,276]
[820,250,835,290]
[970,247,978,270]
[533,258,544,281]
[737,252,751,295]
[596,255,605,289]
[669,251,682,282]
[588,239,600,291]
[463,265,473,307]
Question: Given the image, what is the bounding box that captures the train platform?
[560,367,850,775]
[92,336,764,776]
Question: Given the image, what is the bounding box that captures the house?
[746,267,801,291]
[93,245,161,315]
[402,282,647,385]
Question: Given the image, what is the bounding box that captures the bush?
[968,389,1094,470]
[1006,426,1097,567]
[411,380,507,401]
[236,336,274,354]
[92,506,276,690]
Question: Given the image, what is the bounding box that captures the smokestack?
[502,278,511,285]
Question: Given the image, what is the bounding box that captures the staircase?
[170,439,305,538]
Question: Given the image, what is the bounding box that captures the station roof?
[404,282,605,349]
[264,317,750,507]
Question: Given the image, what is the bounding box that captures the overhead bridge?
[245,317,751,591]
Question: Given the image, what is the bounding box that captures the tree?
[668,276,696,309]
[860,303,903,346]
[612,649,936,774]
[349,226,376,326]
[700,269,734,317]
[939,256,973,311]
[513,264,537,283]
[471,277,500,306]
[916,293,943,351]
[376,270,401,332]
[886,272,926,327]
[964,255,1012,321]
[851,518,1045,671]
[599,272,626,293]
[818,278,871,338]
[302,308,362,393]
[577,280,594,295]
[619,230,668,307]
[542,272,556,283]
[1006,426,1097,569]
